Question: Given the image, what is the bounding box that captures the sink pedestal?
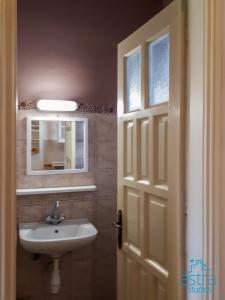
[51,257,61,294]
[19,219,98,295]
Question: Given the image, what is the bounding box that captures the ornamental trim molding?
[18,100,117,113]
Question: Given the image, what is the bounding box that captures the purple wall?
[18,0,164,105]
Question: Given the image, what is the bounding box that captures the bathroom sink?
[19,218,97,257]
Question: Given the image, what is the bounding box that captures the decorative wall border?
[18,100,36,110]
[18,100,117,113]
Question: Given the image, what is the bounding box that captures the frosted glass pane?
[126,49,141,112]
[149,33,169,105]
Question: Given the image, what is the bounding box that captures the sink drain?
[54,229,59,233]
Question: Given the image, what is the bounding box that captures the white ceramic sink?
[19,218,97,257]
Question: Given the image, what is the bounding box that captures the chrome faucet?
[46,200,65,225]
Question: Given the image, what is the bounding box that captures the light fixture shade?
[37,99,78,111]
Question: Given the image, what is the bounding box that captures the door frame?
[202,0,224,299]
[188,0,224,299]
[0,0,224,299]
[0,0,17,299]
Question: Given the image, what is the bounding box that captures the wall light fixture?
[37,99,78,112]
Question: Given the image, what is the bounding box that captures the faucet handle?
[55,200,60,208]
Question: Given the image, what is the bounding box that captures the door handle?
[112,210,122,249]
[112,222,121,229]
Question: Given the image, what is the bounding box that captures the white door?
[116,1,185,299]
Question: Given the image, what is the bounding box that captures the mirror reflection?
[28,118,88,174]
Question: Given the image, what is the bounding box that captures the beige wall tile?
[17,196,33,204]
[96,141,116,170]
[96,114,117,142]
[47,294,72,300]
[16,141,27,174]
[21,204,44,223]
[71,259,93,294]
[17,264,45,298]
[88,117,96,143]
[71,200,96,223]
[93,256,116,300]
[16,111,27,141]
[69,172,95,186]
[72,291,92,300]
[17,174,44,188]
[96,198,117,229]
[94,228,117,258]
[95,170,117,197]
[88,142,95,171]
[44,174,70,187]
[17,243,47,270]
[27,296,48,300]
[72,244,94,261]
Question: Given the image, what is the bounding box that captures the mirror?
[27,117,88,175]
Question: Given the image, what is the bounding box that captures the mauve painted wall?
[17,0,165,105]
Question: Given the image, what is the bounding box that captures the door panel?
[124,121,134,178]
[117,1,185,299]
[154,115,168,186]
[126,188,140,248]
[148,196,167,267]
[137,118,150,182]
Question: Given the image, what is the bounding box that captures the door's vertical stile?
[117,117,125,300]
[122,123,128,248]
[117,45,125,118]
[117,44,125,209]
[117,119,124,210]
[121,55,126,116]
[117,43,126,300]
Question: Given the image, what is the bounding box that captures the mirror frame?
[26,116,89,175]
